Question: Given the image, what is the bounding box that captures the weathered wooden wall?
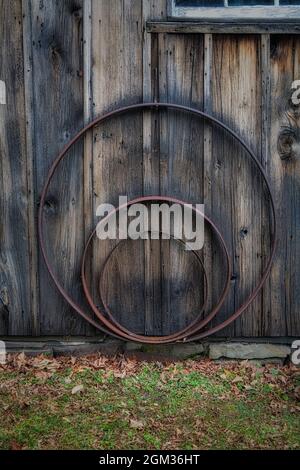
[0,0,299,337]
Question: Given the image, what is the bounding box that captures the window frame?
[168,0,300,21]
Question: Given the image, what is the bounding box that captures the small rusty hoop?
[81,196,231,343]
[98,231,209,335]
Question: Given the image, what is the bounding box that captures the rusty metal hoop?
[81,196,231,343]
[38,102,277,342]
[98,230,209,337]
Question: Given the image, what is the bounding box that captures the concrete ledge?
[209,342,291,362]
[0,337,295,362]
[124,342,205,360]
[1,339,123,358]
[52,340,123,357]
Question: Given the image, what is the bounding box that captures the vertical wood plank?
[261,34,271,173]
[82,0,96,335]
[83,0,93,235]
[143,0,167,335]
[91,0,145,333]
[158,33,204,334]
[260,33,273,336]
[28,0,87,335]
[0,0,33,334]
[22,0,40,336]
[203,33,213,316]
[266,35,300,336]
[211,35,263,336]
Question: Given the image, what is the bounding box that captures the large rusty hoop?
[38,102,277,342]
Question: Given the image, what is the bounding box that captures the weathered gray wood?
[203,33,213,316]
[210,35,263,336]
[22,0,40,336]
[143,33,163,335]
[26,0,87,335]
[157,32,204,334]
[265,36,300,336]
[261,35,272,172]
[0,0,299,339]
[82,0,96,336]
[91,0,145,334]
[83,0,93,241]
[147,21,300,34]
[0,0,33,335]
[143,0,167,335]
[260,33,273,336]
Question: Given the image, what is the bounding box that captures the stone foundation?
[0,337,295,364]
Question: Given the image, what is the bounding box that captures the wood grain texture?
[147,21,300,34]
[25,0,87,335]
[91,0,145,333]
[210,35,263,336]
[0,0,33,334]
[260,33,273,336]
[157,33,205,334]
[203,33,213,315]
[22,0,40,336]
[0,0,299,338]
[143,0,167,335]
[265,35,300,335]
[82,0,96,336]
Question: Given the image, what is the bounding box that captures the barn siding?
[267,35,300,336]
[0,0,299,337]
[210,35,263,337]
[156,32,205,334]
[22,0,88,335]
[0,0,33,335]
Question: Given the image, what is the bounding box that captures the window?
[169,0,300,19]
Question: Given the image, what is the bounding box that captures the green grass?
[0,356,299,450]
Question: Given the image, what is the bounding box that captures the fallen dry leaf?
[16,352,26,369]
[294,386,300,400]
[71,384,84,395]
[34,370,53,380]
[130,419,144,429]
[114,371,126,379]
[232,376,243,384]
[10,440,22,450]
[244,385,253,391]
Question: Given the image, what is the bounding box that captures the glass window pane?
[228,1,274,5]
[175,0,300,5]
[280,1,300,5]
[175,1,224,6]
